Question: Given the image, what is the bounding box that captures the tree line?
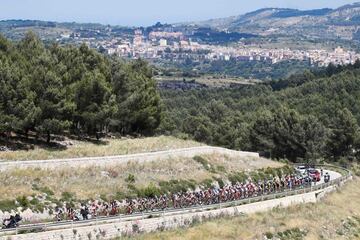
[158,62,360,162]
[0,32,162,142]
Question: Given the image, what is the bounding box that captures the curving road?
[317,168,342,184]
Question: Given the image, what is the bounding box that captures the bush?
[61,192,74,201]
[216,165,226,173]
[40,186,54,196]
[0,200,16,212]
[200,179,213,188]
[228,172,248,184]
[193,155,218,173]
[159,179,196,194]
[16,195,30,208]
[193,156,212,171]
[29,197,39,205]
[265,232,274,239]
[125,174,136,183]
[276,228,307,240]
[139,183,161,198]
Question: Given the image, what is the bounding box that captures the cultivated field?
[0,136,203,161]
[131,178,360,240]
[156,75,260,88]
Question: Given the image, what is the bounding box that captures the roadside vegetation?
[0,153,283,214]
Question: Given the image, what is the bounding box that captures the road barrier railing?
[0,164,352,236]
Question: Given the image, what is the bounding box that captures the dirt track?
[0,146,267,170]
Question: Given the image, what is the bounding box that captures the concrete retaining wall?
[0,147,259,171]
[1,186,335,240]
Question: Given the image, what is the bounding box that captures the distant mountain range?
[180,2,360,40]
[1,2,360,42]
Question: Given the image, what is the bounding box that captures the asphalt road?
[316,168,342,185]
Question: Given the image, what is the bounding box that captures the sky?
[1,0,359,27]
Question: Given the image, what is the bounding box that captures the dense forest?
[158,62,360,163]
[0,33,162,142]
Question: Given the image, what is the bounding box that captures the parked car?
[295,165,308,176]
[307,168,321,182]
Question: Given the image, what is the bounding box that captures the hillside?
[159,63,360,162]
[0,136,282,223]
[188,2,360,40]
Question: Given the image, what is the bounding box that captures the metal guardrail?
[0,164,352,236]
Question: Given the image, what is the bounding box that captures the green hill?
[159,62,360,162]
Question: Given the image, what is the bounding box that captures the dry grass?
[0,136,203,161]
[130,178,360,240]
[0,153,279,201]
[204,152,283,171]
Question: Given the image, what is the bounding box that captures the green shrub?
[212,177,225,188]
[228,172,247,184]
[100,194,108,202]
[16,195,30,208]
[115,191,126,200]
[193,156,217,173]
[159,179,196,194]
[263,167,276,177]
[0,200,16,212]
[33,203,45,213]
[265,232,274,239]
[200,179,213,188]
[139,183,161,198]
[40,186,54,196]
[29,197,39,205]
[276,228,307,240]
[216,165,226,173]
[61,192,74,201]
[125,174,136,183]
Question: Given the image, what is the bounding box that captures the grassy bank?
[0,153,282,213]
[128,178,360,240]
[0,136,203,161]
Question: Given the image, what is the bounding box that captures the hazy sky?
[1,0,359,26]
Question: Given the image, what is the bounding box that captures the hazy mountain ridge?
[186,2,360,40]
